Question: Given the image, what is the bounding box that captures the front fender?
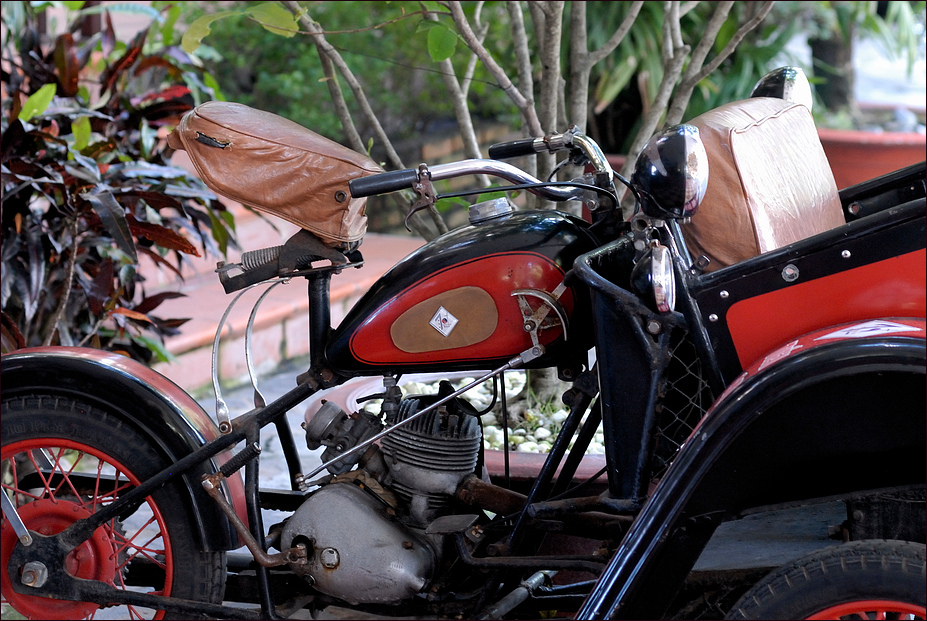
[579,319,926,619]
[1,347,246,551]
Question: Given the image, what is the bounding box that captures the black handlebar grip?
[488,138,539,160]
[349,169,419,198]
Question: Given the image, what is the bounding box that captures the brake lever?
[404,163,439,232]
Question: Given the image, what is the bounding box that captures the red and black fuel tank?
[325,210,599,373]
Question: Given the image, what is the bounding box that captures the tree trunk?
[809,34,857,115]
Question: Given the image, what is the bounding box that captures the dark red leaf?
[87,258,115,315]
[118,190,182,211]
[138,246,185,282]
[102,10,116,58]
[53,33,79,97]
[134,99,194,126]
[137,84,191,104]
[127,214,200,256]
[153,317,191,331]
[111,307,153,323]
[100,29,147,96]
[134,57,177,79]
[1,311,27,353]
[134,290,185,315]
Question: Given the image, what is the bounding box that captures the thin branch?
[282,1,405,170]
[665,0,774,125]
[450,1,542,134]
[318,52,365,154]
[688,1,774,86]
[425,8,489,188]
[506,1,534,106]
[44,219,79,346]
[587,1,644,67]
[247,8,451,37]
[568,1,643,132]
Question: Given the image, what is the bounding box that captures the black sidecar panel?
[691,191,926,383]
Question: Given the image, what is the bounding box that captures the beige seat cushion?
[681,98,845,271]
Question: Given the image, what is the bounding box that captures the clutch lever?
[404,163,439,232]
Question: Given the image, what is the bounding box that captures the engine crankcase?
[280,481,434,605]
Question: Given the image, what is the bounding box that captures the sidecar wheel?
[1,394,225,620]
[725,539,926,620]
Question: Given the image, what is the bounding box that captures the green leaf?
[208,210,230,256]
[244,2,299,37]
[75,2,161,22]
[160,3,181,46]
[18,84,57,122]
[593,56,637,114]
[62,1,87,10]
[131,333,176,364]
[140,119,156,160]
[182,11,239,54]
[219,209,236,232]
[427,24,457,62]
[714,13,737,55]
[70,116,91,152]
[81,192,138,261]
[435,196,469,214]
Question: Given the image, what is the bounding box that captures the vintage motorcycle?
[2,67,925,620]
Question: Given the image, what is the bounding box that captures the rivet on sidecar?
[781,264,800,282]
[708,314,719,322]
[841,250,851,259]
[719,290,729,299]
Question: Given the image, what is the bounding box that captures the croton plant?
[1,1,236,362]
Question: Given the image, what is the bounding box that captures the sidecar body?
[576,92,925,618]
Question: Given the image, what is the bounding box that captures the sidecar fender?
[579,318,926,619]
[1,347,246,551]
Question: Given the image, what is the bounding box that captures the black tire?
[726,539,927,620]
[1,394,225,620]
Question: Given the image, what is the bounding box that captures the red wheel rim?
[2,439,175,620]
[807,600,927,620]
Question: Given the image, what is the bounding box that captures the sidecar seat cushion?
[682,97,845,271]
[168,102,382,248]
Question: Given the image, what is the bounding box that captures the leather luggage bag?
[168,102,381,248]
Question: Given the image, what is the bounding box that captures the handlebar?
[349,127,614,201]
[487,138,543,160]
[349,159,587,202]
[349,169,419,198]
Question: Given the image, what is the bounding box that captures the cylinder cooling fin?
[381,392,482,499]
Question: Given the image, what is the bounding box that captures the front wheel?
[726,539,926,620]
[1,394,225,620]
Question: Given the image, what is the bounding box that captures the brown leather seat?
[681,98,845,271]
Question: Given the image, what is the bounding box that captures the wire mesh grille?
[650,330,714,482]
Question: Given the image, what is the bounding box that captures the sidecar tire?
[725,539,927,620]
[1,394,225,620]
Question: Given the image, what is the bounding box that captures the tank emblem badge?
[429,306,459,337]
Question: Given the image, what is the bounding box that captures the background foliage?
[179,1,520,145]
[180,2,802,156]
[1,1,237,361]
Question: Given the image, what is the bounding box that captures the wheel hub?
[1,498,119,620]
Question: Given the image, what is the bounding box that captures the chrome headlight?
[631,242,676,313]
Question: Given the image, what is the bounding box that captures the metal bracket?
[202,472,307,568]
[511,282,570,354]
[404,163,438,232]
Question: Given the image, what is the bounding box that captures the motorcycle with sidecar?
[2,67,924,620]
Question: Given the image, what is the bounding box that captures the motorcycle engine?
[281,382,482,605]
